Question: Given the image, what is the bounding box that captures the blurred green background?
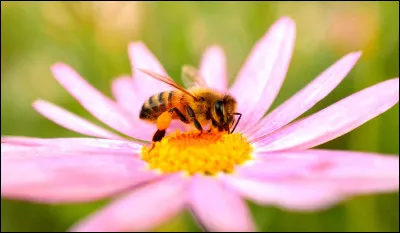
[1,1,399,232]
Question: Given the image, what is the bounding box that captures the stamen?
[140,130,253,176]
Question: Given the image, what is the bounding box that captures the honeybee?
[138,65,242,142]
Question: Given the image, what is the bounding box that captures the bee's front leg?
[209,119,222,134]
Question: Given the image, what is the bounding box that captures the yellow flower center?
[140,130,253,176]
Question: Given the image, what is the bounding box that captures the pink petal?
[33,99,122,140]
[224,149,398,211]
[126,42,189,136]
[1,141,157,203]
[128,42,171,99]
[224,175,343,211]
[199,46,228,92]
[235,152,322,179]
[111,76,138,115]
[297,149,399,185]
[189,176,255,232]
[70,175,187,232]
[254,78,399,151]
[249,150,398,184]
[1,137,142,155]
[50,63,151,141]
[229,17,296,130]
[247,51,362,138]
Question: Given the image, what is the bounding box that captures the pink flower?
[1,16,399,232]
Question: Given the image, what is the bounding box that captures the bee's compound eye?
[215,100,224,121]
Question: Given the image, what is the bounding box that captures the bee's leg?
[208,119,218,133]
[168,107,189,123]
[193,120,203,135]
[153,112,172,142]
[185,106,203,134]
[152,129,166,142]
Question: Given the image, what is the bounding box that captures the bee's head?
[212,95,239,133]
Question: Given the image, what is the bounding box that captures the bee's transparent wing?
[138,68,199,100]
[181,65,208,88]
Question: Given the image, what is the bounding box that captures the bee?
[138,65,242,142]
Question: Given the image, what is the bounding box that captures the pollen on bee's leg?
[157,112,172,130]
[141,130,253,176]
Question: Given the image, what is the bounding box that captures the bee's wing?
[138,68,199,100]
[181,65,208,88]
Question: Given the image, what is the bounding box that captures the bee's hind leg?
[152,111,173,143]
[151,108,192,144]
[148,129,164,152]
[152,129,166,142]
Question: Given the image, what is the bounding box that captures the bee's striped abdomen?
[139,91,174,121]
